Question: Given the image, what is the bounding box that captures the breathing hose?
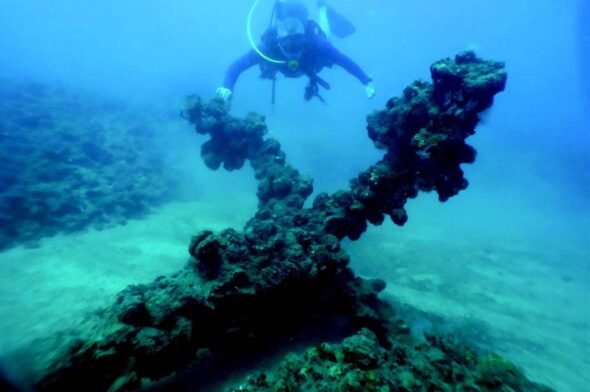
[247,0,286,64]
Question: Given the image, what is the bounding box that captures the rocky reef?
[230,328,551,392]
[17,52,551,391]
[0,81,177,250]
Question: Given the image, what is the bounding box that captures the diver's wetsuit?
[223,21,371,95]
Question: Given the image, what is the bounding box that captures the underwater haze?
[0,0,588,391]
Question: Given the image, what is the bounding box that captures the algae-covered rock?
[474,354,555,391]
[317,51,507,240]
[230,330,551,392]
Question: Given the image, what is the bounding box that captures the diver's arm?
[323,42,375,98]
[223,50,261,90]
[322,42,371,85]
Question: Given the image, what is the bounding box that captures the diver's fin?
[318,1,356,38]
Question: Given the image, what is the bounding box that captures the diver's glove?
[216,87,233,101]
[365,81,376,99]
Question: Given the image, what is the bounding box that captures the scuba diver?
[216,0,375,103]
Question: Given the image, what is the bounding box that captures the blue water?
[0,0,588,390]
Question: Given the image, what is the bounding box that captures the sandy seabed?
[346,218,590,392]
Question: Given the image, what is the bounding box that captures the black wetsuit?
[223,21,371,99]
